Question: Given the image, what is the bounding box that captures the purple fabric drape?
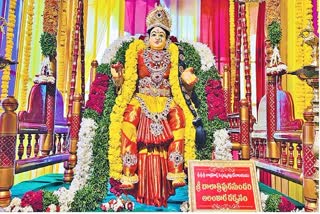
[124,0,159,35]
[312,0,318,36]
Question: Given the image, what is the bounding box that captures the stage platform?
[11,173,304,212]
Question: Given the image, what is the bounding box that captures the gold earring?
[144,36,150,47]
[165,39,171,49]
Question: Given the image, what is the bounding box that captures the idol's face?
[149,27,167,50]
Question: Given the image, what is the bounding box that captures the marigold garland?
[57,0,68,91]
[108,39,145,180]
[302,0,313,65]
[168,42,196,165]
[108,40,197,178]
[43,0,59,35]
[0,0,17,100]
[266,0,280,27]
[20,0,34,110]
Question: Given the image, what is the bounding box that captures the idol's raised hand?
[181,67,198,91]
[111,62,124,94]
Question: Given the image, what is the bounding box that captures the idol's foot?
[119,182,134,190]
[172,178,186,188]
[120,174,138,190]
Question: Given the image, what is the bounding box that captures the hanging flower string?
[108,39,145,179]
[57,0,68,91]
[19,0,34,109]
[0,0,17,100]
[168,42,196,165]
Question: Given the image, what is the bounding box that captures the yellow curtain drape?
[285,0,313,120]
[280,0,314,203]
[85,0,125,96]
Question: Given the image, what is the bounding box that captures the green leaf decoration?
[40,32,57,57]
[265,194,281,212]
[42,190,59,211]
[267,21,282,47]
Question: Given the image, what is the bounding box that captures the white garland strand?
[266,46,288,75]
[53,118,97,211]
[100,36,137,64]
[180,39,216,71]
[213,129,233,160]
[4,198,34,212]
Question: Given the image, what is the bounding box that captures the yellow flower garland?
[303,0,313,65]
[19,0,34,110]
[108,40,196,179]
[108,39,145,180]
[168,43,196,166]
[57,0,68,92]
[0,0,17,100]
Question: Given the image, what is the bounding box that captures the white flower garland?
[34,75,56,84]
[260,192,268,211]
[46,204,59,212]
[180,39,216,71]
[33,57,56,84]
[180,201,190,212]
[4,198,34,212]
[100,36,138,64]
[266,46,287,75]
[213,128,233,160]
[53,118,97,211]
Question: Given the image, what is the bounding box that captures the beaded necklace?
[143,48,170,85]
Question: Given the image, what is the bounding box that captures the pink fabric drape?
[312,0,318,37]
[256,1,266,107]
[200,0,230,73]
[124,0,159,35]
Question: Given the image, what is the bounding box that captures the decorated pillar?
[67,0,84,125]
[266,74,279,162]
[0,96,18,207]
[222,65,231,114]
[302,108,318,212]
[64,94,81,183]
[41,0,59,156]
[264,0,284,163]
[240,99,250,159]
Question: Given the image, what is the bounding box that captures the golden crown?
[146,4,171,33]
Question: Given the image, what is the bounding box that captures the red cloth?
[255,1,266,108]
[200,0,230,73]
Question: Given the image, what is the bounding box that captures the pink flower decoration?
[278,196,296,212]
[21,190,43,212]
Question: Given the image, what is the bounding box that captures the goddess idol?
[109,4,205,207]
